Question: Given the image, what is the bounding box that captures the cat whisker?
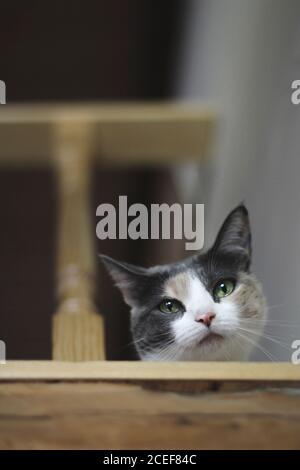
[238,318,300,328]
[151,342,179,361]
[235,326,292,350]
[233,330,279,361]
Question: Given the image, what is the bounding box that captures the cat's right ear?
[100,254,149,308]
[211,204,252,270]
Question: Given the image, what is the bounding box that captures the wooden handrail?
[1,361,299,382]
[52,122,105,360]
[0,103,215,362]
[0,102,214,165]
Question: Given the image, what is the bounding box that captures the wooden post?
[52,122,105,360]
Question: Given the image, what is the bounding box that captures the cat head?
[101,204,266,361]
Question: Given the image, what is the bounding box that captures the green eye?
[159,298,183,314]
[213,279,235,300]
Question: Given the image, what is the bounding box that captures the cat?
[101,204,266,361]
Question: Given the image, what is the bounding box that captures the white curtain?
[175,0,300,360]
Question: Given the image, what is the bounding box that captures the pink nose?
[195,312,216,327]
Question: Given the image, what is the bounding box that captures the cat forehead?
[164,271,191,299]
[164,270,210,304]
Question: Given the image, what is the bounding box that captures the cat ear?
[212,204,251,268]
[100,254,149,308]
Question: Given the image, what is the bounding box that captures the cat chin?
[140,335,254,361]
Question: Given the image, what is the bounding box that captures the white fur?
[147,272,260,361]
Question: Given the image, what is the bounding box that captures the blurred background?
[1,0,300,361]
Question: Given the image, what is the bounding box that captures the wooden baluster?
[52,122,105,360]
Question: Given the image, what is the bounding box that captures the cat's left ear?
[100,254,149,308]
[211,204,251,269]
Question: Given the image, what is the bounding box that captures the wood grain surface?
[0,361,299,381]
[0,380,299,449]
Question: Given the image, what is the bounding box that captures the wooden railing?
[53,122,105,360]
[0,102,214,361]
[0,361,299,449]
